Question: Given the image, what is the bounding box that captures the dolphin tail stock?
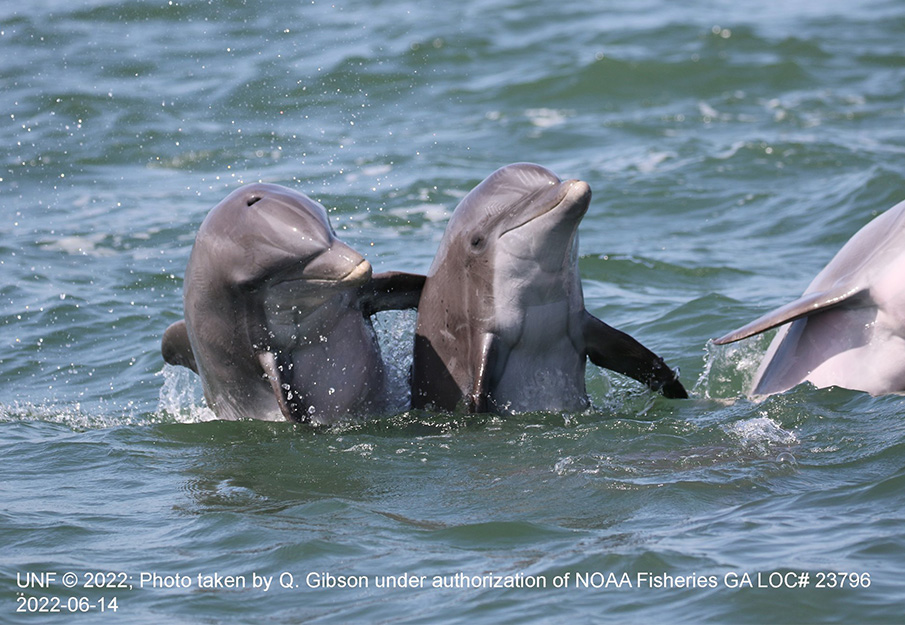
[712,285,869,345]
[161,320,199,374]
[357,271,427,316]
[581,311,688,399]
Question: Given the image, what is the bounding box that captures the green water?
[2,0,905,622]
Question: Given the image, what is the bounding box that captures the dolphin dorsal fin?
[713,285,869,345]
[161,320,198,373]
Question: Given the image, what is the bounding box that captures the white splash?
[156,365,217,423]
[724,415,799,452]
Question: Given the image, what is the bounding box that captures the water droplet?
[776,452,797,466]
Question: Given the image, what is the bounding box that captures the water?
[3,0,905,622]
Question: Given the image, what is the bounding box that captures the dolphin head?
[433,163,591,285]
[191,183,371,292]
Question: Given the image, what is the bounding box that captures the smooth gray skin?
[411,163,687,414]
[714,199,905,396]
[162,183,424,424]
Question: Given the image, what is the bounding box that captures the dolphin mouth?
[338,259,373,284]
[304,258,372,285]
[275,256,372,287]
[500,179,591,236]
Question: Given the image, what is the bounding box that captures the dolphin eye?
[471,234,485,248]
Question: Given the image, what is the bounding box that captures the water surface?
[3,0,905,622]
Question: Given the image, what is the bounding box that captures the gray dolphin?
[410,163,688,414]
[714,199,905,396]
[162,183,424,423]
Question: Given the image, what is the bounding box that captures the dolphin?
[713,199,905,396]
[410,163,688,414]
[161,183,425,423]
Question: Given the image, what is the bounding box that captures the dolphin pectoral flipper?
[713,285,869,345]
[358,272,427,316]
[469,332,503,413]
[257,351,304,423]
[582,311,688,399]
[161,320,198,373]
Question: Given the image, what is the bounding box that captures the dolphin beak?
[501,178,591,236]
[560,179,591,213]
[301,240,372,285]
[340,258,373,284]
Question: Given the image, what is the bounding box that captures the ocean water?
[2,0,905,622]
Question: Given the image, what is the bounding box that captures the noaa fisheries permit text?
[11,569,873,615]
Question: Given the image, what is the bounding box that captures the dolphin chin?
[340,259,373,284]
